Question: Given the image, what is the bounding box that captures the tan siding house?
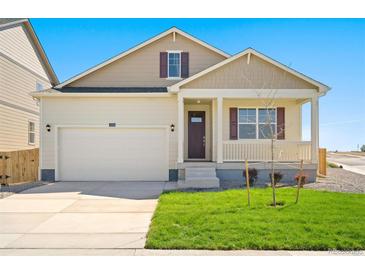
[33,27,329,187]
[0,19,58,151]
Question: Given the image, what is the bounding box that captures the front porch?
[175,89,319,187]
[177,90,319,166]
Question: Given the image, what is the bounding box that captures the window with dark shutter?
[181,52,189,78]
[277,107,285,139]
[160,52,168,78]
[230,108,238,140]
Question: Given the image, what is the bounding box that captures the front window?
[258,108,276,139]
[28,121,35,145]
[238,108,277,139]
[238,108,256,139]
[168,52,181,78]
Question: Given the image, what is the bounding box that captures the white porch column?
[177,93,184,163]
[211,99,217,161]
[311,93,319,163]
[217,96,223,164]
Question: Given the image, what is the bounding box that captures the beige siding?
[69,32,226,87]
[0,55,50,110]
[0,26,52,151]
[223,99,302,142]
[40,96,178,170]
[183,54,317,89]
[0,25,48,79]
[40,96,302,169]
[0,104,39,151]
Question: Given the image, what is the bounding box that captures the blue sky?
[30,19,365,151]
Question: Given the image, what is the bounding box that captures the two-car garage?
[56,127,169,181]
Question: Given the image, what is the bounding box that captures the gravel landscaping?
[305,168,365,193]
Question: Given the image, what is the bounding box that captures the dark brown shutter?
[277,107,285,140]
[160,52,167,78]
[181,52,189,78]
[230,108,238,140]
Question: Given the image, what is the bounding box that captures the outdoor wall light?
[170,124,175,132]
[46,124,51,132]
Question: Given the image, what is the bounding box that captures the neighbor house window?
[36,82,44,91]
[168,52,181,78]
[28,121,35,145]
[238,108,277,139]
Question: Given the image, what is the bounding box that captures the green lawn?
[146,188,365,250]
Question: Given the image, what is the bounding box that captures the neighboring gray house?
[0,18,58,151]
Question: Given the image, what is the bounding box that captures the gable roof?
[0,18,27,28]
[169,48,330,94]
[56,27,230,89]
[0,18,59,85]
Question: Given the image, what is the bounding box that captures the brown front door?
[188,111,205,159]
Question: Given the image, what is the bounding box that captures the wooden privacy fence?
[318,148,327,176]
[0,148,39,185]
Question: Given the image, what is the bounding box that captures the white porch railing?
[223,140,311,162]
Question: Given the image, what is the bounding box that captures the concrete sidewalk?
[327,152,365,175]
[0,248,362,256]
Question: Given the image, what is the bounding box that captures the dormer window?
[168,51,181,78]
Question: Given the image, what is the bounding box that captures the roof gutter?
[31,90,173,99]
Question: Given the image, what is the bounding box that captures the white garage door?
[57,127,168,181]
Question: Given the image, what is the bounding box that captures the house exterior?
[32,27,330,186]
[0,19,58,151]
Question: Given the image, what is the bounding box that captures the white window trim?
[238,108,277,140]
[167,50,182,80]
[28,120,36,145]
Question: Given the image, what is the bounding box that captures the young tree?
[239,57,296,207]
[239,86,285,207]
[256,99,285,207]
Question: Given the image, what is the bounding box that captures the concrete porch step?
[185,167,217,178]
[178,167,220,189]
[178,162,217,168]
[177,178,220,189]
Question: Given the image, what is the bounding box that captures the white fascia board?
[169,48,330,94]
[55,27,229,89]
[251,50,330,93]
[24,21,59,85]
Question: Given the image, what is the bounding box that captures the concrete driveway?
[0,181,172,250]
